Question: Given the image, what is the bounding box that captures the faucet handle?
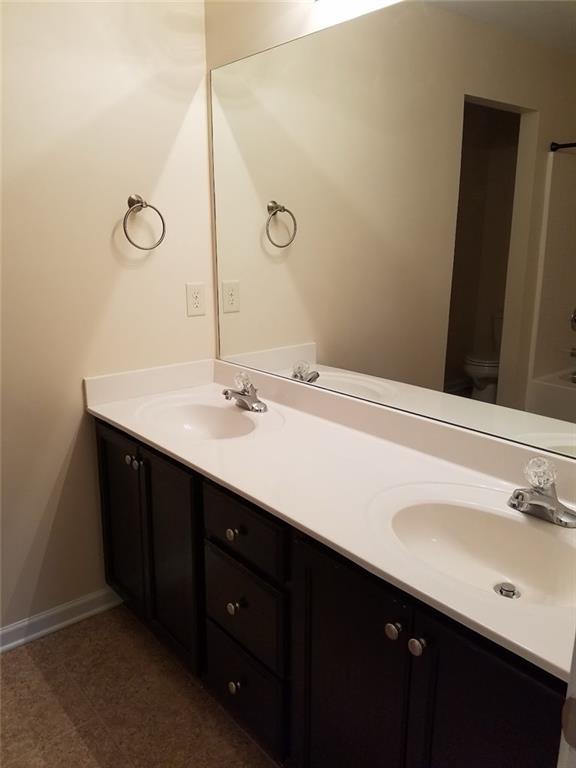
[292,360,311,379]
[234,371,253,393]
[524,456,557,490]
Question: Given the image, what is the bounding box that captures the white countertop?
[227,343,576,458]
[85,363,576,682]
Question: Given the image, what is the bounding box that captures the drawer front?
[205,542,285,675]
[204,620,286,760]
[204,482,287,581]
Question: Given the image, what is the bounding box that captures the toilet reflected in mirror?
[463,355,500,403]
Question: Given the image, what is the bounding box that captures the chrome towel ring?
[266,200,297,248]
[123,194,166,250]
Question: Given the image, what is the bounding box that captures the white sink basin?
[276,365,395,402]
[313,372,393,402]
[135,392,284,441]
[368,484,576,607]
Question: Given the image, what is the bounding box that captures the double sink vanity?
[85,359,575,768]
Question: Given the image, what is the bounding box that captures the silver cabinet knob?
[385,622,403,641]
[227,681,241,695]
[408,638,427,657]
[132,459,140,471]
[125,454,132,465]
[226,601,241,616]
[225,527,240,542]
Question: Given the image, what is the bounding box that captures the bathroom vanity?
[89,368,573,768]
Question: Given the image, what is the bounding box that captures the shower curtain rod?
[550,141,576,152]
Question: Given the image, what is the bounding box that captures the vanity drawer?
[204,620,286,760]
[205,541,286,676]
[204,481,287,581]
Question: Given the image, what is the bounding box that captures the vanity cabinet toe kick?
[94,420,566,768]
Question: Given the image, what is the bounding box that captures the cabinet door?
[406,610,566,768]
[292,537,412,768]
[96,423,146,614]
[141,448,201,671]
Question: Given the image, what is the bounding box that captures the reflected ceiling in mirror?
[211,0,576,457]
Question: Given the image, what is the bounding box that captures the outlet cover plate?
[186,283,205,317]
[222,280,240,313]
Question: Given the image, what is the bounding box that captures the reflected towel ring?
[266,200,297,248]
[123,194,166,250]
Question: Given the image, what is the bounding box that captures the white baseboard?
[0,588,123,653]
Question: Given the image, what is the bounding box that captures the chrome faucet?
[291,360,320,384]
[223,372,267,413]
[507,457,576,528]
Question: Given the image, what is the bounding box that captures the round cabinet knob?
[226,601,241,616]
[385,622,403,641]
[227,681,241,696]
[124,454,132,465]
[132,459,140,471]
[408,638,427,657]
[225,528,240,542]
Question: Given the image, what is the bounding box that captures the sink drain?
[494,582,521,599]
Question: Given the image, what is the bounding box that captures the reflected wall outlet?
[222,280,240,313]
[186,283,205,317]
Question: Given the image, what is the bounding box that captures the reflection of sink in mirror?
[368,484,576,607]
[277,364,396,403]
[135,393,284,441]
[311,371,393,402]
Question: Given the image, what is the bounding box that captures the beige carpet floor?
[0,606,276,768]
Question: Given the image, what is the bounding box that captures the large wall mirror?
[211,0,576,457]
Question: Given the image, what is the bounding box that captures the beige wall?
[211,2,576,394]
[205,0,402,69]
[1,2,214,627]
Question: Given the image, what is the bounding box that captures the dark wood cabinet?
[95,421,566,768]
[141,447,202,671]
[95,422,203,671]
[96,424,147,615]
[205,542,286,676]
[202,480,289,761]
[204,620,286,759]
[291,536,412,768]
[291,535,566,768]
[204,482,288,582]
[405,610,565,768]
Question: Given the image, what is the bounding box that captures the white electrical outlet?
[186,283,205,317]
[222,280,240,313]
